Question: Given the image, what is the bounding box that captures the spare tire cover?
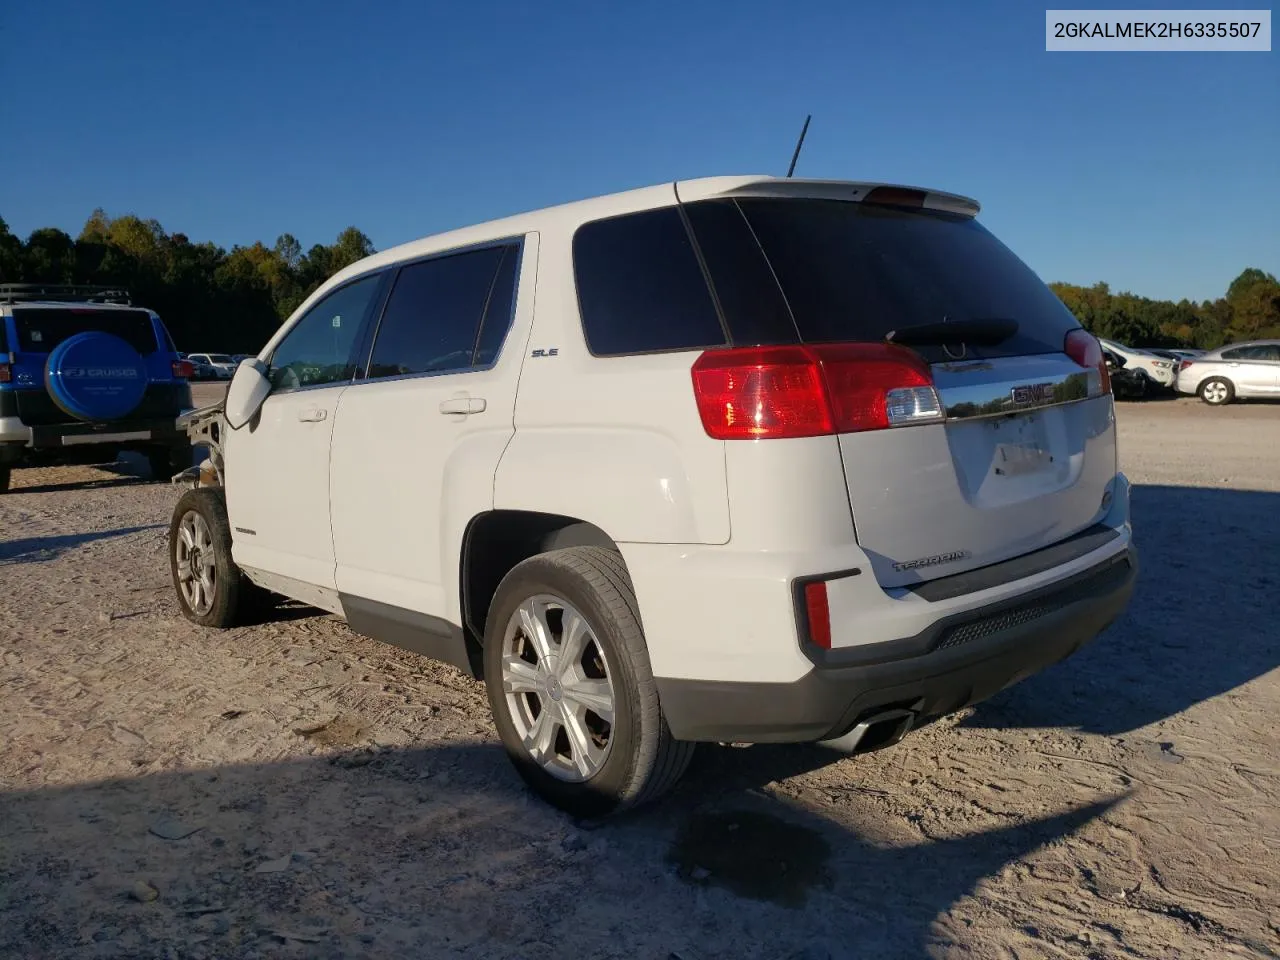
[44,332,149,421]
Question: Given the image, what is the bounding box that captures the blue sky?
[3,0,1276,302]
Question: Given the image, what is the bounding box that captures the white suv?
[1096,338,1178,388]
[169,176,1137,817]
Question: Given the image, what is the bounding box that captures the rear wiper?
[885,317,1018,347]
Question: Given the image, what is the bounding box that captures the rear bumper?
[655,546,1137,743]
[0,417,187,462]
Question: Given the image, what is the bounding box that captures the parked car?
[187,353,236,379]
[180,352,219,381]
[168,176,1136,816]
[1097,338,1178,388]
[0,284,194,492]
[1104,348,1149,400]
[1174,340,1280,405]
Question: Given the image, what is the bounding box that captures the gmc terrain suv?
[1,285,194,493]
[169,176,1137,816]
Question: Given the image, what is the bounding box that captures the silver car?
[1174,340,1280,405]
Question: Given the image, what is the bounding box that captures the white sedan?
[187,353,237,380]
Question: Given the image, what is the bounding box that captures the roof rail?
[0,283,133,305]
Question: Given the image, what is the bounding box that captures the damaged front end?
[171,402,227,489]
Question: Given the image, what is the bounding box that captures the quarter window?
[269,273,381,391]
[573,207,726,356]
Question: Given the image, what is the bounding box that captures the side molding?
[339,594,477,678]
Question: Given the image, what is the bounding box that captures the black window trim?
[354,235,526,387]
[266,268,393,397]
[571,203,731,360]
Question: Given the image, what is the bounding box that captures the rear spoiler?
[675,177,981,218]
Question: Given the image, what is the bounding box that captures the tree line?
[2,210,1278,353]
[1050,270,1280,350]
[0,211,375,353]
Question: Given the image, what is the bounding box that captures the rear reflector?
[691,342,943,440]
[1064,329,1111,396]
[803,581,831,649]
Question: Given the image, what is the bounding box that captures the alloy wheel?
[500,594,616,782]
[175,510,217,615]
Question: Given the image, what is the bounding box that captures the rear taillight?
[172,359,195,379]
[690,342,943,440]
[1064,329,1111,397]
[1179,360,1193,370]
[802,581,831,649]
[0,363,10,384]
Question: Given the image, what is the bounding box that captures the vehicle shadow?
[3,450,201,495]
[961,484,1280,736]
[5,470,152,495]
[0,524,165,565]
[0,740,1123,960]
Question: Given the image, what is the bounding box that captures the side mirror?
[225,358,271,429]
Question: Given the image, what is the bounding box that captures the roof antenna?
[786,114,811,178]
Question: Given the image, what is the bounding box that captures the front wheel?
[483,546,695,818]
[1199,378,1234,406]
[169,487,251,628]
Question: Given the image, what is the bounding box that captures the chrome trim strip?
[62,430,151,445]
[931,354,1100,422]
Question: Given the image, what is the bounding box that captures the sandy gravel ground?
[2,390,1278,960]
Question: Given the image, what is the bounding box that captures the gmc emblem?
[1011,382,1055,405]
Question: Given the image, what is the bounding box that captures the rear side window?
[689,198,1081,360]
[12,308,159,355]
[366,243,516,380]
[474,245,520,367]
[1222,345,1278,361]
[573,207,726,356]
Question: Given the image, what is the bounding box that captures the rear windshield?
[12,308,160,355]
[690,198,1080,360]
[571,197,1080,360]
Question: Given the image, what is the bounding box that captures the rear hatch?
[7,306,180,424]
[681,184,1117,587]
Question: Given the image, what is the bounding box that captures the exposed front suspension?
[171,402,227,489]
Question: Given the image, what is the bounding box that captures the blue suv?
[0,284,194,493]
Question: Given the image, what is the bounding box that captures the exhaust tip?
[819,707,918,756]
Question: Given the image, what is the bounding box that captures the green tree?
[1224,268,1280,340]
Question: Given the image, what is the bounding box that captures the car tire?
[169,487,252,628]
[483,546,695,818]
[1199,377,1234,406]
[0,466,10,494]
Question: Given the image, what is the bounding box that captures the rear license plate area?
[991,414,1051,477]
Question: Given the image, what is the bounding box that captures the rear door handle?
[297,408,327,422]
[439,396,487,415]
